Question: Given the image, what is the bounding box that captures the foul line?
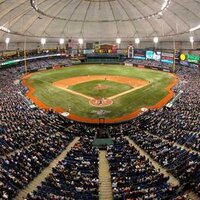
[56,86,92,100]
[56,84,149,101]
[108,84,149,100]
[54,76,149,101]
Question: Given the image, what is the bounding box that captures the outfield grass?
[68,80,132,98]
[27,65,174,119]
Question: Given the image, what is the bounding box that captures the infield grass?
[68,80,132,98]
[26,65,175,119]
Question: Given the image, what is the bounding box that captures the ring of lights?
[0,27,189,40]
[30,0,172,22]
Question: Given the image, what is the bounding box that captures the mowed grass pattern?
[68,80,132,98]
[27,65,174,119]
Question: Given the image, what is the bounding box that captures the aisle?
[144,131,200,155]
[125,136,199,200]
[15,137,80,200]
[99,150,113,200]
[125,136,180,187]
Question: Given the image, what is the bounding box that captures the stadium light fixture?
[135,38,140,44]
[153,37,159,43]
[5,37,10,44]
[78,38,83,45]
[59,38,65,45]
[190,36,194,49]
[5,37,10,50]
[41,38,46,45]
[190,36,194,43]
[116,38,121,44]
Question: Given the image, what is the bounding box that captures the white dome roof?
[0,0,200,42]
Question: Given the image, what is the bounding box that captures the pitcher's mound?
[94,84,109,91]
[89,98,113,107]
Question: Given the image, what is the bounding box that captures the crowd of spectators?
[0,68,74,156]
[129,129,200,196]
[135,66,199,151]
[19,57,72,72]
[26,136,99,200]
[0,60,76,199]
[0,131,74,199]
[107,137,179,199]
[103,65,199,196]
[0,55,199,199]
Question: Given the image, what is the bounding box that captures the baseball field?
[23,65,177,123]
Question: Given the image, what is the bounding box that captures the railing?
[166,90,183,108]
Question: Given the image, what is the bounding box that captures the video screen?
[146,51,154,60]
[153,51,161,61]
[187,54,199,64]
[134,50,146,60]
[146,51,161,61]
[161,52,174,64]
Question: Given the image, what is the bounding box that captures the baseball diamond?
[22,64,177,123]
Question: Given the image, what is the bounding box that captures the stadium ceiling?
[0,0,200,42]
